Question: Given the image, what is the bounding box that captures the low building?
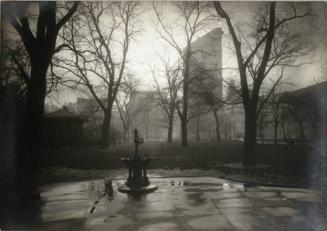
[42,106,85,145]
[278,81,327,142]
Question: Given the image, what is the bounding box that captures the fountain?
[118,129,158,194]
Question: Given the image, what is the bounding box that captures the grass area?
[41,141,311,181]
[41,141,243,169]
[40,167,220,183]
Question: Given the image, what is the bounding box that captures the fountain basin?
[118,156,158,194]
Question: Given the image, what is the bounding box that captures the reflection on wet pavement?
[38,177,325,231]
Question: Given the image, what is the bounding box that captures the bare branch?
[56,2,79,31]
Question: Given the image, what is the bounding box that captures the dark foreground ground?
[6,176,325,231]
[40,141,313,186]
[3,141,325,230]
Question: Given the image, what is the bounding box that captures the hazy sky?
[53,1,327,105]
[2,2,326,105]
[127,2,327,88]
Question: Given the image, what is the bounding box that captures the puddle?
[184,188,223,192]
[168,180,187,186]
[89,180,114,214]
[182,182,223,187]
[40,179,115,221]
[187,192,207,206]
[168,180,253,192]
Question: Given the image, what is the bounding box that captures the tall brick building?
[186,28,225,141]
[189,28,223,99]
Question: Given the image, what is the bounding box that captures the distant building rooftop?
[282,81,327,100]
[45,106,85,121]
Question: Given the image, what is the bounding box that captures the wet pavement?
[22,177,327,230]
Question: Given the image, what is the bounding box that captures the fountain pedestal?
[118,130,158,194]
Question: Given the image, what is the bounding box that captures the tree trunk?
[24,59,48,174]
[195,115,200,142]
[1,84,19,224]
[243,104,257,166]
[101,110,112,147]
[311,94,327,220]
[7,2,78,223]
[145,111,150,141]
[167,115,173,143]
[127,129,130,142]
[298,121,305,144]
[216,125,221,142]
[213,110,220,142]
[181,50,190,148]
[281,121,287,140]
[273,122,278,144]
[181,118,188,147]
[260,126,264,144]
[123,125,128,143]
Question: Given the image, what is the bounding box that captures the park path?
[33,175,325,231]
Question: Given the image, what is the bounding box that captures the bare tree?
[257,105,270,144]
[54,2,139,147]
[269,92,282,144]
[219,112,233,140]
[214,2,310,165]
[151,58,182,143]
[176,86,211,143]
[115,74,145,143]
[192,66,223,142]
[280,92,308,144]
[74,97,101,121]
[1,38,63,100]
[264,82,290,144]
[0,39,30,98]
[154,1,215,147]
[206,95,222,142]
[3,2,78,173]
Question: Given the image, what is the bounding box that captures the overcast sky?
[126,2,327,87]
[2,1,326,106]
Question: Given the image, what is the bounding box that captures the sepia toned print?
[1,1,326,230]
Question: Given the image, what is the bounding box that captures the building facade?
[186,28,225,142]
[189,28,223,99]
[42,106,85,145]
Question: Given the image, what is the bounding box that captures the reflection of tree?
[214,2,310,165]
[54,2,139,146]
